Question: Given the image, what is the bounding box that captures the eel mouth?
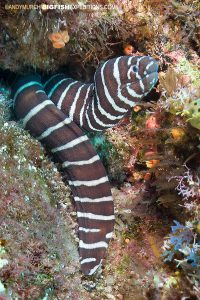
[143,58,159,92]
[142,71,158,94]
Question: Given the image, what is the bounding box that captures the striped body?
[12,56,158,275]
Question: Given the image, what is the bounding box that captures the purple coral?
[168,165,200,201]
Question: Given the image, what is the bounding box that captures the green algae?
[121,216,143,242]
[116,254,131,275]
[178,58,200,87]
[89,132,127,182]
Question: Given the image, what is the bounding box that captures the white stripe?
[62,155,99,168]
[79,240,108,249]
[79,227,100,233]
[93,91,123,121]
[37,118,71,140]
[81,258,96,265]
[146,60,154,70]
[69,85,84,120]
[127,56,142,80]
[127,56,133,66]
[57,81,78,109]
[80,85,92,127]
[136,57,145,91]
[13,81,43,106]
[51,135,88,153]
[23,100,53,127]
[48,78,69,98]
[128,57,144,92]
[43,74,63,88]
[74,196,113,203]
[100,61,127,113]
[91,98,116,128]
[138,79,144,91]
[77,212,115,221]
[127,67,132,80]
[126,84,143,98]
[85,109,102,131]
[106,232,113,239]
[150,78,157,86]
[127,56,140,80]
[68,176,108,187]
[35,90,45,94]
[113,57,142,106]
[88,263,102,275]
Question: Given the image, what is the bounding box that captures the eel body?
[12,56,158,275]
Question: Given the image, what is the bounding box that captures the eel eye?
[132,66,138,73]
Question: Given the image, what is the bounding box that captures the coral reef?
[0,0,199,299]
[0,0,199,76]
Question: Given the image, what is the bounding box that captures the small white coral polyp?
[168,165,200,201]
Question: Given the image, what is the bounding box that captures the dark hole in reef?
[142,82,160,102]
[0,68,17,86]
[189,38,200,56]
[60,62,96,82]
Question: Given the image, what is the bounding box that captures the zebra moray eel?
[12,55,158,275]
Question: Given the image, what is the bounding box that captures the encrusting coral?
[0,0,199,299]
[0,0,199,75]
[48,30,70,49]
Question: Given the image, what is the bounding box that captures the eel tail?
[12,75,114,275]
